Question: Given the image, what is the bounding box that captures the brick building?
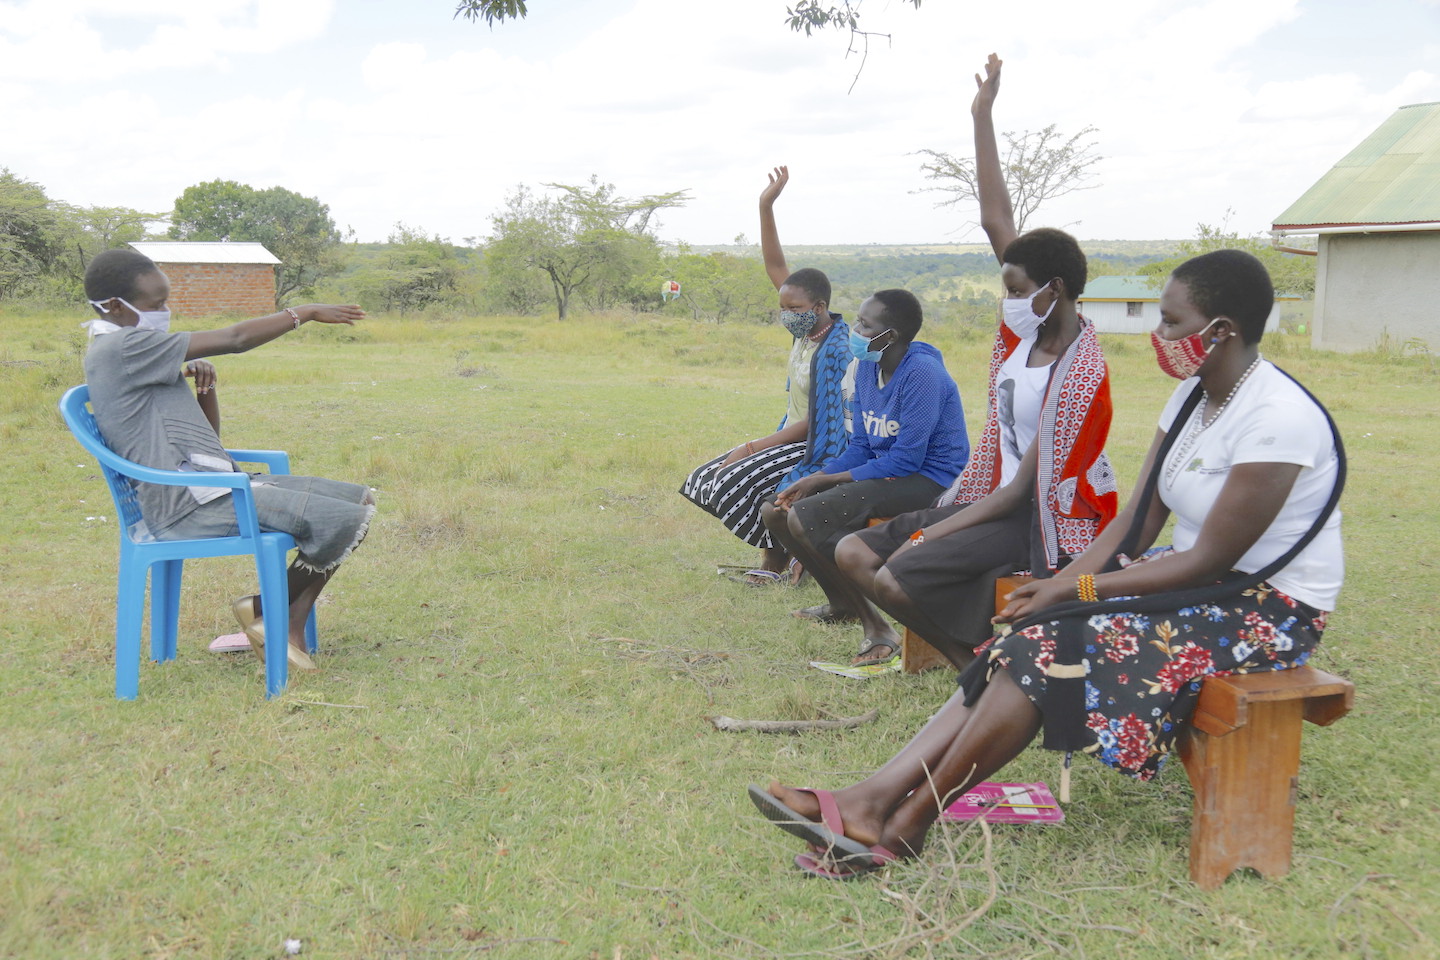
[128,241,280,318]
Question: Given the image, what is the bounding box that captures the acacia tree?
[453,0,920,89]
[915,125,1102,233]
[485,178,688,320]
[170,180,344,303]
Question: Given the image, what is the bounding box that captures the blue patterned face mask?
[849,329,892,362]
[780,309,819,339]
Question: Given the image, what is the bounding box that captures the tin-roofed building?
[1272,101,1440,352]
[128,241,280,318]
[1078,276,1288,334]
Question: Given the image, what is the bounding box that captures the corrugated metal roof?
[129,241,281,265]
[1080,276,1161,300]
[1273,102,1440,230]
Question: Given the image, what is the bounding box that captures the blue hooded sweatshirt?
[822,341,969,487]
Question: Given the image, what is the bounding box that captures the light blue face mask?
[849,328,892,363]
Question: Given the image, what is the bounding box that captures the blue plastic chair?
[59,385,316,699]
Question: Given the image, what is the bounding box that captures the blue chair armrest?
[227,449,292,475]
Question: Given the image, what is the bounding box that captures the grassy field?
[0,304,1436,959]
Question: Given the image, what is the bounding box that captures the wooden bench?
[913,573,1355,888]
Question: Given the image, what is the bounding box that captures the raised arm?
[972,53,1018,263]
[184,304,364,361]
[758,166,791,291]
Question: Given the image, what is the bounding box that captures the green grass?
[0,306,1435,959]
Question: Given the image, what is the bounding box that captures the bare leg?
[763,502,853,621]
[834,534,902,662]
[768,668,1041,856]
[782,508,873,619]
[873,568,976,670]
[250,491,373,649]
[758,545,788,575]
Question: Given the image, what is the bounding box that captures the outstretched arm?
[972,53,1018,263]
[759,166,791,291]
[184,304,365,361]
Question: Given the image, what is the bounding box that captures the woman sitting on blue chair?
[81,247,372,672]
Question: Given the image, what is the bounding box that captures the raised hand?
[759,165,790,207]
[970,52,1003,118]
[299,304,365,326]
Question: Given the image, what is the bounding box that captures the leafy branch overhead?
[454,0,920,30]
[916,125,1102,233]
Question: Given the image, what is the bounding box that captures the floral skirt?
[961,575,1328,781]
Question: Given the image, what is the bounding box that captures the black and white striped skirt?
[679,442,807,548]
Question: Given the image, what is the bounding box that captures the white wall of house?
[1080,300,1282,335]
[1313,230,1440,352]
[1079,300,1162,333]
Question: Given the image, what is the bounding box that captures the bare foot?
[850,636,900,666]
[767,781,887,848]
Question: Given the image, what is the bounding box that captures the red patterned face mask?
[1151,319,1221,380]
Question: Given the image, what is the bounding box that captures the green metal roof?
[1273,102,1440,229]
[1080,276,1161,300]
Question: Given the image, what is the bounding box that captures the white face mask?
[88,297,171,334]
[1001,282,1056,340]
[79,318,122,341]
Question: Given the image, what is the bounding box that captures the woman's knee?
[835,534,880,582]
[873,567,912,611]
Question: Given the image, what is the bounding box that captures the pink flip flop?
[747,784,893,869]
[794,844,898,880]
[208,632,251,653]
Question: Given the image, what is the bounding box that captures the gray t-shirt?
[83,328,237,535]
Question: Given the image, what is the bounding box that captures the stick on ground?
[707,708,879,733]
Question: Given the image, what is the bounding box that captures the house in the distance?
[128,241,279,317]
[1272,101,1440,352]
[1079,276,1287,334]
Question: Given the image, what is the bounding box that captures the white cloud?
[4,0,1438,246]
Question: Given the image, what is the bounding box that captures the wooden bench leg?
[901,627,954,674]
[1178,698,1306,889]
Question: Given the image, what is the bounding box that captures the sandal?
[791,604,860,625]
[852,637,899,667]
[727,569,785,587]
[786,558,808,587]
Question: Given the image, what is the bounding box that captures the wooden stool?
[1178,665,1354,889]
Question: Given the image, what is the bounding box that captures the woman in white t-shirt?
[748,249,1344,878]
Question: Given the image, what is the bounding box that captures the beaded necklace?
[1163,355,1264,487]
[1201,354,1263,427]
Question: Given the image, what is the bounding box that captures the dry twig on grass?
[708,708,880,733]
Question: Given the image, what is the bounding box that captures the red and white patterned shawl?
[937,318,1117,571]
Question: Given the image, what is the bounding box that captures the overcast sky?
[3,0,1437,246]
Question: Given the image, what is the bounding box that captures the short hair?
[782,267,831,307]
[870,288,924,341]
[1002,227,1088,299]
[84,248,159,303]
[1170,249,1274,344]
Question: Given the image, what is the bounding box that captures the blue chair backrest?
[59,385,151,540]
